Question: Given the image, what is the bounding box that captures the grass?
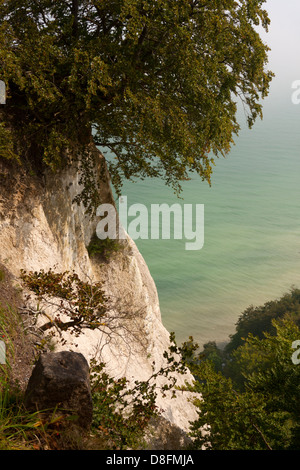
[0,383,40,450]
[0,304,85,450]
[0,303,20,369]
[0,301,36,449]
[0,294,111,449]
[0,266,112,449]
[0,269,64,450]
[0,379,81,450]
[0,264,183,451]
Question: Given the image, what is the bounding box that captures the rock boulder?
[25,351,93,429]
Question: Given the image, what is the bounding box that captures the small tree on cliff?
[0,0,273,211]
[19,268,150,355]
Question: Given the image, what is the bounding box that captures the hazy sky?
[260,0,300,94]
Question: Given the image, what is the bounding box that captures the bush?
[183,288,300,450]
[90,334,189,450]
[87,233,123,261]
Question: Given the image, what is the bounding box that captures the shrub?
[90,334,189,450]
[87,233,123,261]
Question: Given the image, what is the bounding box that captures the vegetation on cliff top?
[0,0,273,211]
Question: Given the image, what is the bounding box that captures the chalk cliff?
[0,150,198,434]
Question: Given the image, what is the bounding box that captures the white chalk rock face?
[0,154,198,433]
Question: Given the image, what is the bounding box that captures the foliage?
[196,287,300,388]
[20,269,108,336]
[0,0,273,210]
[0,381,72,450]
[0,302,79,450]
[186,319,300,450]
[188,360,291,450]
[226,287,300,354]
[0,265,193,450]
[0,304,16,373]
[235,320,300,420]
[0,122,19,162]
[198,340,224,373]
[0,298,28,379]
[0,330,190,450]
[19,268,153,357]
[90,335,188,450]
[87,233,123,261]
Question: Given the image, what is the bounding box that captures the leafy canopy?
[0,0,273,205]
[186,319,300,450]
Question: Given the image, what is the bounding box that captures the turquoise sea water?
[110,88,300,349]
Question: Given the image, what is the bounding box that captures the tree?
[20,269,108,336]
[225,287,300,354]
[0,0,273,211]
[19,268,153,357]
[187,319,300,450]
[197,287,300,388]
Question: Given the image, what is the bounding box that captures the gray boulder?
[25,351,93,429]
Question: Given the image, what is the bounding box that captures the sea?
[107,79,300,350]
